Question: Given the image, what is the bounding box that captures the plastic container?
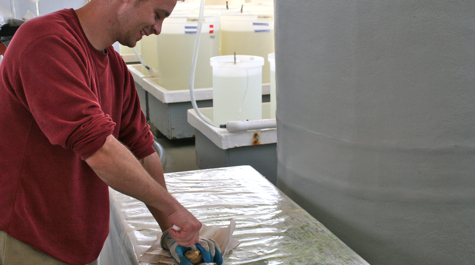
[211,55,264,124]
[268,52,276,119]
[141,13,220,91]
[219,11,274,84]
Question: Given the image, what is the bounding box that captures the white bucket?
[268,52,275,119]
[141,13,220,91]
[211,55,264,124]
[219,11,274,83]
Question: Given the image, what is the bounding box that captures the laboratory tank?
[220,8,274,84]
[141,9,219,90]
[159,14,219,90]
[274,1,475,264]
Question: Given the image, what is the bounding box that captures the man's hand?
[167,210,201,247]
[161,228,223,265]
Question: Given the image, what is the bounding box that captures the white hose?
[189,0,223,129]
[10,0,16,18]
[226,119,276,133]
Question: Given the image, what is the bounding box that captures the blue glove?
[195,238,223,265]
[160,228,223,265]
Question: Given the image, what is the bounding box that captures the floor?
[154,132,200,174]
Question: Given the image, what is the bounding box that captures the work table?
[99,166,368,264]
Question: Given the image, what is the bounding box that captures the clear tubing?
[133,47,149,70]
[189,0,223,128]
[132,47,159,77]
[35,2,39,17]
[237,66,249,120]
[10,0,16,18]
[152,140,166,165]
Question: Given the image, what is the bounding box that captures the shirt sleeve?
[16,34,115,160]
[110,48,155,160]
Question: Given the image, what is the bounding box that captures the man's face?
[117,0,176,47]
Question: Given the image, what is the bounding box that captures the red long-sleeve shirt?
[0,9,155,264]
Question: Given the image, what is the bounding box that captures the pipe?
[152,140,166,165]
[226,119,276,133]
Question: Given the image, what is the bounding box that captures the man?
[0,0,222,264]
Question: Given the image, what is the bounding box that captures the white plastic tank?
[142,12,220,91]
[211,55,263,124]
[275,1,475,264]
[219,9,274,83]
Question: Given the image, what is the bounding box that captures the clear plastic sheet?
[103,166,368,265]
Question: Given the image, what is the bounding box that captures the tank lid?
[211,55,264,68]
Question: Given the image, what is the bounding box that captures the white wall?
[0,0,121,52]
[0,0,86,19]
